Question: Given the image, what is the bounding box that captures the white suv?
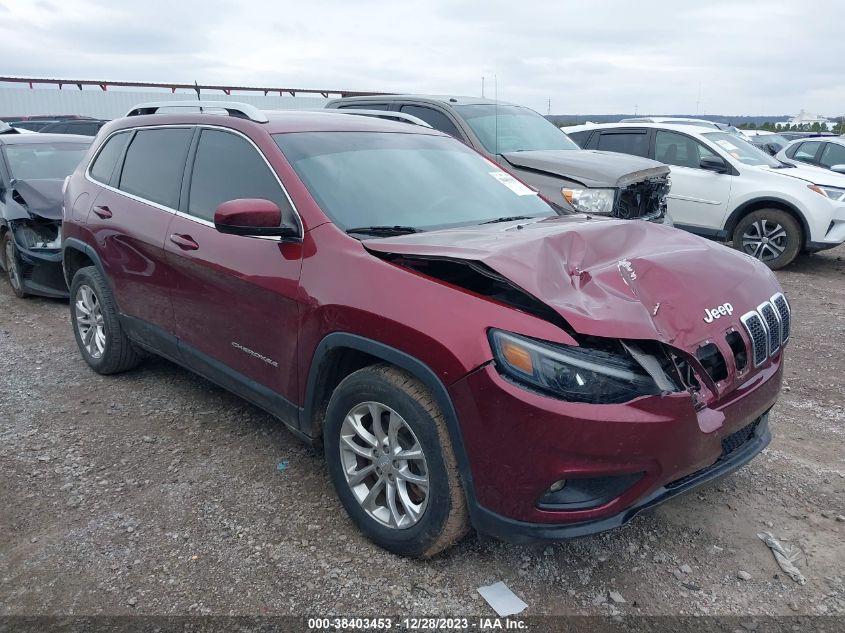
[565,122,845,269]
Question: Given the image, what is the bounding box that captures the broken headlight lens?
[13,222,60,250]
[490,330,661,404]
[561,187,615,215]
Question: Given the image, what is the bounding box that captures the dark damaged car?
[326,95,672,222]
[0,130,90,297]
[62,104,787,557]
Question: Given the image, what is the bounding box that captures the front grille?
[759,302,781,355]
[741,311,768,367]
[725,331,747,371]
[721,418,760,456]
[614,176,670,221]
[772,293,790,343]
[666,418,761,489]
[696,343,727,382]
[740,295,791,367]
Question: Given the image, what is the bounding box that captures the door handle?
[169,234,199,251]
[92,205,112,219]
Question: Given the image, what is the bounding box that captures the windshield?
[274,132,558,233]
[4,143,89,179]
[702,132,781,167]
[452,104,580,154]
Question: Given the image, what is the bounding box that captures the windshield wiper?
[345,225,420,236]
[480,215,534,225]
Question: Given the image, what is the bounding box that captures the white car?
[620,117,748,138]
[775,136,845,175]
[565,122,845,269]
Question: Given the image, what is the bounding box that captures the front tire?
[69,266,142,374]
[732,209,801,270]
[324,365,469,558]
[3,232,28,298]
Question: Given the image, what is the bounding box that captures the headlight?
[561,187,615,215]
[489,329,663,404]
[808,184,845,202]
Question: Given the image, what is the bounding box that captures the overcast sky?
[0,0,842,116]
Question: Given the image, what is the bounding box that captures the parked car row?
[326,95,674,223]
[564,121,845,268]
[1,115,109,136]
[0,100,792,558]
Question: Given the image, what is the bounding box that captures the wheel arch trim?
[300,332,478,508]
[724,198,810,247]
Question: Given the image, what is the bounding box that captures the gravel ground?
[1,245,844,618]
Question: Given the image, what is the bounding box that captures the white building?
[776,109,833,130]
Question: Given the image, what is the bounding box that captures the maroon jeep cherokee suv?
[61,101,789,557]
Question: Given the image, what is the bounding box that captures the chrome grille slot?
[758,301,781,355]
[771,293,790,344]
[741,311,768,367]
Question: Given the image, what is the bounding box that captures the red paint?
[214,199,282,228]
[63,111,788,535]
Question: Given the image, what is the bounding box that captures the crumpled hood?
[364,216,781,350]
[6,179,64,221]
[501,150,670,188]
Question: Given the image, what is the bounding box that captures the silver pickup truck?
[325,95,671,222]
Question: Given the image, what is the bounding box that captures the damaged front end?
[2,179,68,297]
[375,251,711,407]
[614,173,671,222]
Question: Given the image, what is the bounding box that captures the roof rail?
[329,109,433,128]
[125,101,269,123]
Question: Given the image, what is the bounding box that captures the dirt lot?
[1,245,844,619]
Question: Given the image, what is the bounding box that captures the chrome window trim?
[84,123,304,241]
[757,300,781,356]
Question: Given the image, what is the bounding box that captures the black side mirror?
[700,155,728,173]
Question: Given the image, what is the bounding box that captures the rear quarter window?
[89,132,131,184]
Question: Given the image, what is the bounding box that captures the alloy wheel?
[75,284,106,359]
[5,238,22,292]
[742,219,787,262]
[339,401,429,529]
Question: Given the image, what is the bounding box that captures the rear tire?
[69,266,142,374]
[324,365,469,558]
[3,232,28,298]
[732,209,801,270]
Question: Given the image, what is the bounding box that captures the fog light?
[538,472,643,510]
[549,479,567,492]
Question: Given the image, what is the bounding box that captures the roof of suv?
[564,121,721,136]
[109,108,451,136]
[327,94,517,108]
[0,132,92,146]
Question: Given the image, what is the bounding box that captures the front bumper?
[7,238,68,298]
[472,414,770,542]
[449,358,782,542]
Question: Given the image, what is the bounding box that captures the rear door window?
[89,132,131,184]
[398,105,463,138]
[819,143,845,169]
[118,128,193,208]
[596,130,649,157]
[187,128,293,223]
